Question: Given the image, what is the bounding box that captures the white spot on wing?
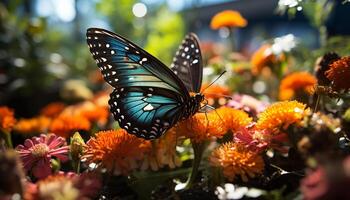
[143,104,154,111]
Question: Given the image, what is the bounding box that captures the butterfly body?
[86,28,203,139]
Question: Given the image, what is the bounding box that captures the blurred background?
[1,0,350,117]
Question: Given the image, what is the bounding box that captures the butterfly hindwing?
[171,33,203,93]
[86,28,190,139]
[109,87,183,139]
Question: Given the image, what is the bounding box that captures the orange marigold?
[251,44,277,75]
[0,106,16,132]
[60,102,109,126]
[14,116,51,134]
[141,129,181,171]
[176,111,227,143]
[49,115,91,138]
[216,107,252,132]
[279,72,317,100]
[201,83,230,99]
[256,101,309,132]
[40,102,66,118]
[325,56,350,91]
[210,10,247,30]
[83,129,151,175]
[209,142,264,182]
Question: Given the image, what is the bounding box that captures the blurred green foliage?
[145,7,185,65]
[0,0,185,115]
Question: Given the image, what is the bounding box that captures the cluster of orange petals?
[141,129,182,171]
[209,142,264,182]
[40,102,66,118]
[325,56,350,91]
[279,72,317,100]
[201,83,231,105]
[176,112,226,143]
[216,107,252,131]
[0,106,17,132]
[251,44,278,75]
[50,115,91,138]
[175,107,252,142]
[256,101,309,132]
[210,10,247,30]
[83,129,151,175]
[14,116,51,134]
[61,102,109,126]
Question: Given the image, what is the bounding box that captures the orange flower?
[201,83,231,105]
[60,101,109,126]
[40,102,65,118]
[49,115,91,138]
[251,44,278,75]
[176,111,227,143]
[325,56,350,91]
[0,106,16,132]
[279,72,317,100]
[14,116,51,134]
[256,101,309,132]
[141,129,181,171]
[210,10,247,30]
[83,129,151,175]
[209,142,264,182]
[216,107,252,132]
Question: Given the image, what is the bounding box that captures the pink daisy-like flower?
[16,134,69,179]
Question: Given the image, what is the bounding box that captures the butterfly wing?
[86,28,190,139]
[171,33,203,93]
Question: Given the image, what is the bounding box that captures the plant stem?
[0,129,13,148]
[185,141,206,189]
[229,27,235,52]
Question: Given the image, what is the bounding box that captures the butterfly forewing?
[86,28,188,95]
[86,28,191,139]
[171,33,203,93]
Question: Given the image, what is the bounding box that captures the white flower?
[271,34,298,55]
[215,183,264,200]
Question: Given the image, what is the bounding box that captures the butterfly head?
[192,93,205,103]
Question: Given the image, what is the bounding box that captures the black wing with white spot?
[171,33,203,93]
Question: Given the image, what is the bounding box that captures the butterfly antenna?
[201,93,233,100]
[201,71,226,93]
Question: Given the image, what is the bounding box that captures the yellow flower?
[210,10,247,29]
[209,142,264,182]
[256,101,309,132]
[176,111,227,143]
[49,115,91,138]
[40,102,66,118]
[279,72,317,100]
[325,56,350,91]
[83,129,151,175]
[0,106,17,132]
[14,116,51,134]
[216,107,252,132]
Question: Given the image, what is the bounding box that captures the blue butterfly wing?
[171,33,203,93]
[109,87,183,139]
[86,28,190,139]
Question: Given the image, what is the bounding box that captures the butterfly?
[86,28,203,139]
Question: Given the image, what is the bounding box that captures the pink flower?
[234,125,289,153]
[300,167,329,200]
[16,134,69,179]
[227,94,269,116]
